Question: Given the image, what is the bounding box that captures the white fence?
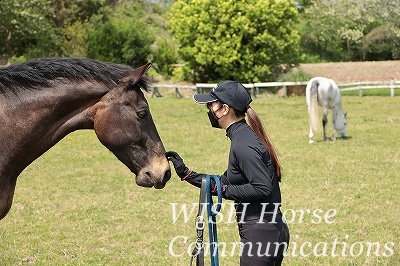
[338,80,400,97]
[150,84,196,98]
[151,79,399,98]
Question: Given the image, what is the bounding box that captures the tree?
[296,0,313,12]
[301,0,363,61]
[300,0,400,61]
[0,0,60,63]
[151,38,178,78]
[299,2,344,62]
[86,3,155,67]
[360,23,393,60]
[168,0,301,83]
[374,0,400,59]
[53,0,114,57]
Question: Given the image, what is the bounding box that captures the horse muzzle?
[340,134,350,140]
[136,157,171,189]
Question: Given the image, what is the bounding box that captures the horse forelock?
[0,58,136,94]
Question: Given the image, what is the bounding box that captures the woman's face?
[206,101,225,128]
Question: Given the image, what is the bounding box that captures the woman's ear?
[223,104,230,115]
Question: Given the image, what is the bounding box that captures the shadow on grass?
[314,136,353,143]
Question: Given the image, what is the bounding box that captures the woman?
[166,80,289,266]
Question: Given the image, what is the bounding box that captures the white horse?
[306,77,348,143]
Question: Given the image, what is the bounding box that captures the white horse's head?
[334,111,348,138]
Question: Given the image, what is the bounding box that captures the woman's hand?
[165,151,191,179]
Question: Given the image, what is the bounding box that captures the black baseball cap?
[193,80,252,113]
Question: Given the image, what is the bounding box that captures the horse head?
[334,111,348,139]
[93,63,171,189]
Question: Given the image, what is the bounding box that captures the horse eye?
[137,110,147,119]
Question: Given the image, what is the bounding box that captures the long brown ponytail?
[246,107,282,181]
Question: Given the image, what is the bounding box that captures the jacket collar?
[226,119,247,140]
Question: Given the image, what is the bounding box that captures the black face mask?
[207,110,221,128]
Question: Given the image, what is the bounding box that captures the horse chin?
[135,176,158,188]
[135,174,166,189]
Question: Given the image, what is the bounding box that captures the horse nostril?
[164,169,171,183]
[145,171,152,178]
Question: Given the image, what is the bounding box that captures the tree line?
[1,0,399,83]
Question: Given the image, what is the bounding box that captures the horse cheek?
[93,110,124,148]
[95,107,143,149]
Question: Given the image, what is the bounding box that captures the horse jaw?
[0,178,17,220]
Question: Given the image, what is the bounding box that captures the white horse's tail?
[309,80,319,132]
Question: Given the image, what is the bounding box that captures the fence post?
[152,86,162,98]
[359,81,363,97]
[390,79,395,97]
[175,87,182,98]
[251,86,256,98]
[283,84,288,98]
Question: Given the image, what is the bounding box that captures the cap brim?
[193,93,218,104]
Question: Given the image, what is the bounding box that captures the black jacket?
[184,119,282,219]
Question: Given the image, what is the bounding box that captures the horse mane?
[0,58,150,94]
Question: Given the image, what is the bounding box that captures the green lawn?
[341,88,398,97]
[0,93,399,265]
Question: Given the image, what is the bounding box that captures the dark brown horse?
[0,58,171,220]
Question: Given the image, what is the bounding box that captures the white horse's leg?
[322,107,328,141]
[331,110,336,141]
[309,126,314,143]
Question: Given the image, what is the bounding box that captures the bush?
[278,69,313,82]
[86,3,155,67]
[151,39,178,79]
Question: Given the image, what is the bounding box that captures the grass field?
[0,92,399,265]
[341,88,399,97]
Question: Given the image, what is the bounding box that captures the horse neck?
[0,81,109,176]
[334,100,345,115]
[332,100,345,129]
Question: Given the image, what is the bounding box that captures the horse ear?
[119,62,152,86]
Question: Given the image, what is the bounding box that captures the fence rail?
[151,84,196,98]
[338,80,400,97]
[151,79,399,98]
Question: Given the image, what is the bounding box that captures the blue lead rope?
[191,175,223,266]
[205,175,222,266]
